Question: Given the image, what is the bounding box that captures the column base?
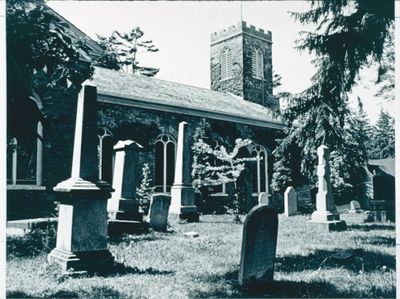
[108,210,144,222]
[108,219,149,237]
[309,220,347,232]
[311,210,340,222]
[48,248,114,274]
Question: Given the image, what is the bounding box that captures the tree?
[272,1,394,202]
[192,122,255,222]
[369,111,395,159]
[7,0,93,143]
[374,26,395,102]
[95,27,159,77]
[136,163,153,214]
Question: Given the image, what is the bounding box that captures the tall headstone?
[310,145,346,231]
[148,193,171,231]
[170,121,199,222]
[258,192,269,206]
[48,81,114,273]
[284,187,297,217]
[107,140,147,235]
[239,205,278,288]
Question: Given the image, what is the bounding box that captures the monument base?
[309,220,347,232]
[108,219,149,236]
[48,248,114,274]
[170,185,199,222]
[311,210,340,222]
[108,210,143,222]
[365,210,387,223]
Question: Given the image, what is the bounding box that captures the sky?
[47,1,397,123]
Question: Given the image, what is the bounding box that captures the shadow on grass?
[275,249,395,273]
[8,286,122,298]
[347,224,395,231]
[354,235,395,246]
[190,269,395,298]
[95,262,175,277]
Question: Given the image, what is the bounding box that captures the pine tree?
[370,111,395,159]
[136,163,153,214]
[96,27,159,77]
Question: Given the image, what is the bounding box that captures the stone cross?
[310,145,346,231]
[284,186,297,217]
[170,121,198,222]
[148,193,171,231]
[258,192,269,206]
[239,205,278,288]
[108,140,143,222]
[48,81,114,273]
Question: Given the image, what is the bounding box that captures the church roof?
[92,67,283,129]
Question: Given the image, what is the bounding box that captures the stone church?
[7,11,284,220]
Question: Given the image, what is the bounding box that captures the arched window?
[7,121,43,187]
[220,47,233,80]
[250,144,269,194]
[97,127,114,183]
[154,134,176,193]
[252,48,264,79]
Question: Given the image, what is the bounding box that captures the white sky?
[47,0,397,123]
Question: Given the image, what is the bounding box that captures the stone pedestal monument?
[107,140,148,235]
[310,145,346,232]
[48,81,114,273]
[170,121,199,222]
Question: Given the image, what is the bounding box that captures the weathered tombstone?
[148,193,171,231]
[310,145,346,232]
[349,200,362,213]
[284,187,297,217]
[48,81,114,273]
[170,121,199,222]
[258,192,269,206]
[107,140,148,235]
[238,205,278,288]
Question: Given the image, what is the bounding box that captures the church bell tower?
[210,21,278,110]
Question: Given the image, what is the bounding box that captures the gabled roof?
[368,158,395,177]
[92,67,283,129]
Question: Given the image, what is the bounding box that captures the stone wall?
[8,95,281,219]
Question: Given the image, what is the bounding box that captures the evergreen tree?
[370,111,395,159]
[95,27,159,77]
[136,163,153,214]
[272,1,393,202]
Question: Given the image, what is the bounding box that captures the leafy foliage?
[7,0,93,144]
[192,120,255,221]
[136,163,153,214]
[95,27,159,77]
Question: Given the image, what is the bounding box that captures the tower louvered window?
[220,47,232,80]
[252,48,264,79]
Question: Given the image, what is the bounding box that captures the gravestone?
[258,192,269,206]
[284,187,297,217]
[349,200,362,213]
[48,81,114,273]
[148,194,171,231]
[310,145,346,232]
[107,140,148,235]
[238,205,278,288]
[170,121,199,222]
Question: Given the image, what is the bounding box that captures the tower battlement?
[210,21,272,44]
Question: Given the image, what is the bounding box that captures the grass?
[6,213,396,298]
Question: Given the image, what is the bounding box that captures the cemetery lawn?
[7,213,395,298]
